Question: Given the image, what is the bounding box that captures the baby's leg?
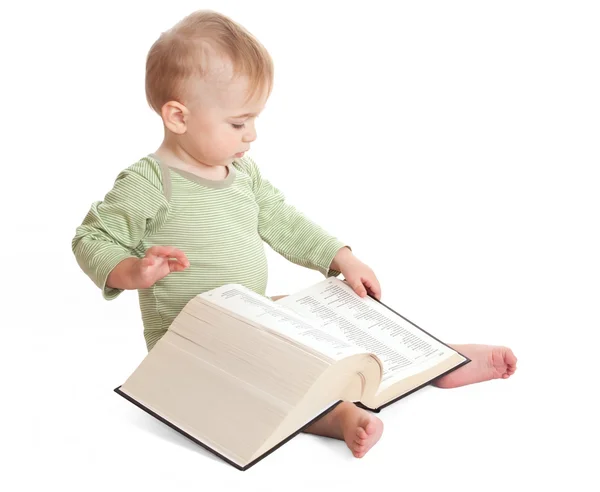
[271,294,383,458]
[434,344,517,389]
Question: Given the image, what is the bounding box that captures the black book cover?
[114,386,342,471]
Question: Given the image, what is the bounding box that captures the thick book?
[114,277,470,470]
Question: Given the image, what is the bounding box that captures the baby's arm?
[248,159,344,276]
[72,159,187,297]
[246,157,381,298]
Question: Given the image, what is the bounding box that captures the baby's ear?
[161,101,188,134]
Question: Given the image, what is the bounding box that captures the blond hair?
[145,10,274,114]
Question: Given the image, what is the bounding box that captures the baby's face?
[182,69,268,168]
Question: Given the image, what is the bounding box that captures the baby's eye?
[232,123,245,130]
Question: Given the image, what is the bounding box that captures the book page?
[276,278,456,389]
[199,285,369,361]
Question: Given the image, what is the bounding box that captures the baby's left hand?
[332,247,381,300]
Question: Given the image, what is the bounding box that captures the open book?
[115,277,469,470]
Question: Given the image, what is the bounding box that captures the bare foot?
[341,402,384,458]
[434,344,517,389]
[304,401,383,458]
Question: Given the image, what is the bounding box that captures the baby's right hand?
[132,246,190,289]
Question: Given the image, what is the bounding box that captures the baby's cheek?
[224,133,240,150]
[188,133,209,156]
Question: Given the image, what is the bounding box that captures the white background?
[2,0,599,490]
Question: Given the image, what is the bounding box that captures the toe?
[353,446,366,458]
[505,348,517,365]
[353,444,365,456]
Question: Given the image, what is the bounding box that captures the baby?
[72,10,517,459]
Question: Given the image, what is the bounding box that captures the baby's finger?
[350,279,368,298]
[174,250,190,267]
[147,246,189,266]
[165,247,189,267]
[169,250,190,268]
[363,277,382,300]
[146,245,177,258]
[168,259,189,272]
[145,245,165,259]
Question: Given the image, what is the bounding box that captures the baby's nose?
[243,128,257,143]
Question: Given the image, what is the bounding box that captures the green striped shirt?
[72,154,345,351]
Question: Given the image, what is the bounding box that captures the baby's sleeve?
[71,158,169,300]
[244,156,347,277]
